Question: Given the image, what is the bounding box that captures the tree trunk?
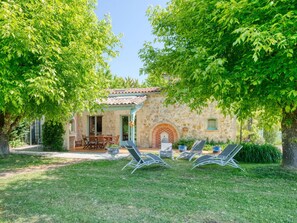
[0,112,10,156]
[0,132,10,156]
[281,110,297,168]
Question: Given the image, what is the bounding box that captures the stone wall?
[136,93,237,148]
[73,92,237,149]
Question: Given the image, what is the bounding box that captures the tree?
[42,121,65,151]
[140,0,297,167]
[102,70,146,88]
[142,72,171,87]
[109,76,144,88]
[0,0,119,155]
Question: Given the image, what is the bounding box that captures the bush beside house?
[42,121,65,151]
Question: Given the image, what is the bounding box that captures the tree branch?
[7,116,22,135]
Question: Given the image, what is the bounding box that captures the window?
[89,116,102,136]
[121,116,129,141]
[121,116,137,142]
[207,119,218,130]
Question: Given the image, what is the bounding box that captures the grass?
[0,155,69,172]
[1,155,297,223]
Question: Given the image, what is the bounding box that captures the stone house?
[65,87,237,149]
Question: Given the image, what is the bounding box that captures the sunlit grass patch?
[0,154,70,172]
[1,155,297,222]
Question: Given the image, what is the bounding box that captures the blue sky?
[95,0,168,82]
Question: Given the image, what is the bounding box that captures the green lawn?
[1,155,296,223]
[0,155,70,172]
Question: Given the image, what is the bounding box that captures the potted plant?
[212,145,222,154]
[107,144,120,158]
[173,138,195,152]
[178,144,187,152]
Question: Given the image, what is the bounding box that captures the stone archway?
[152,123,178,148]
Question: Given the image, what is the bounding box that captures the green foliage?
[204,139,229,151]
[263,128,279,145]
[173,137,196,149]
[42,121,65,151]
[141,0,297,118]
[0,1,119,139]
[235,143,282,163]
[237,118,263,144]
[109,144,120,148]
[103,72,146,89]
[140,0,297,167]
[173,138,231,151]
[9,139,26,148]
[142,72,171,87]
[205,138,226,146]
[9,121,29,147]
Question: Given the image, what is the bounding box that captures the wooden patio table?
[83,135,115,149]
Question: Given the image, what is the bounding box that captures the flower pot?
[178,145,187,152]
[213,146,221,154]
[107,147,120,160]
[107,147,119,155]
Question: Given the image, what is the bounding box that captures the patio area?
[70,146,162,155]
[11,144,212,160]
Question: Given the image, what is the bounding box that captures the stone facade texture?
[73,92,237,149]
[135,93,237,148]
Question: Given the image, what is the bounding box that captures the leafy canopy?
[102,71,146,89]
[0,0,119,123]
[140,0,297,120]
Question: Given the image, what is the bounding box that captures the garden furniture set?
[82,135,119,150]
[122,140,243,174]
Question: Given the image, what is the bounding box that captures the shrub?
[9,121,30,147]
[235,143,282,163]
[173,138,232,151]
[9,139,27,148]
[204,139,231,151]
[173,138,196,150]
[42,121,65,151]
[206,138,225,145]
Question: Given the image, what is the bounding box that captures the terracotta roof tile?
[110,87,160,95]
[99,95,147,106]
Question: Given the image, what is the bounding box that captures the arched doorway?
[152,123,178,148]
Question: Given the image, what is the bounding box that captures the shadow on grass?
[247,164,297,181]
[0,154,67,172]
[1,157,297,223]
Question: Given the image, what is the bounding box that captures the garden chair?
[122,141,171,174]
[82,135,91,150]
[159,143,174,159]
[97,135,107,149]
[109,135,120,145]
[124,140,158,158]
[177,140,206,161]
[88,136,99,149]
[192,144,244,170]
